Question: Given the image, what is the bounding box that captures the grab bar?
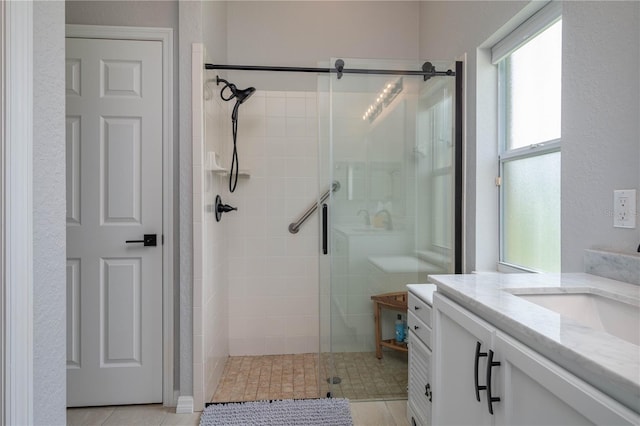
[288,181,340,234]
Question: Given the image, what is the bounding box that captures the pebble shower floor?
[211,351,408,403]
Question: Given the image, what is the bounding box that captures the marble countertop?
[407,283,437,305]
[425,272,640,413]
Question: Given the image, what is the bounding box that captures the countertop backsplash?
[584,249,640,285]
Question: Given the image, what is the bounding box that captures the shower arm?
[288,181,340,234]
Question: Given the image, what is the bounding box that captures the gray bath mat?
[199,398,353,426]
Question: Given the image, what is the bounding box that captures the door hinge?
[495,176,502,186]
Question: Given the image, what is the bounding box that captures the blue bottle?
[395,314,405,343]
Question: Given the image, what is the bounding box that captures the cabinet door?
[432,293,495,426]
[494,332,640,426]
[408,330,432,426]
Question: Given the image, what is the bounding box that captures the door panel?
[66,37,163,407]
[66,116,81,225]
[102,116,142,223]
[495,332,640,426]
[66,259,81,369]
[102,257,142,365]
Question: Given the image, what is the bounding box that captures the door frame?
[3,1,34,424]
[65,24,176,407]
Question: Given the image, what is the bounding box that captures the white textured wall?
[33,1,66,424]
[65,0,177,27]
[561,1,640,271]
[225,1,421,91]
[203,0,227,66]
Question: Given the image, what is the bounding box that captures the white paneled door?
[66,37,163,406]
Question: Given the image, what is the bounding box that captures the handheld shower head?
[216,76,256,105]
[235,86,256,104]
[215,76,257,193]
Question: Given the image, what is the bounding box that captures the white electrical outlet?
[613,189,636,228]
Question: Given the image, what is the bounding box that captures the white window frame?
[494,1,562,273]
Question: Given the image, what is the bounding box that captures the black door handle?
[486,349,501,415]
[125,234,157,247]
[474,341,487,402]
[322,203,328,255]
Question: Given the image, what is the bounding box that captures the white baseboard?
[175,396,194,414]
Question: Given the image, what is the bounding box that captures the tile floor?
[66,404,201,426]
[67,351,408,425]
[66,400,408,426]
[212,351,408,402]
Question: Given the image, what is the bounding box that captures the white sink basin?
[510,291,640,346]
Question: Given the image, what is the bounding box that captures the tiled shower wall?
[222,90,320,356]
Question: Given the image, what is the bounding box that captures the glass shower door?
[318,58,458,400]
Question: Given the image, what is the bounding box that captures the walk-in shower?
[200,57,461,403]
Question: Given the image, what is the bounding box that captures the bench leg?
[374,303,382,359]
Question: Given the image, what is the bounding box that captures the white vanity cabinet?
[407,285,436,426]
[431,292,494,426]
[432,292,640,426]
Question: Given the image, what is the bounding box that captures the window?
[494,3,562,272]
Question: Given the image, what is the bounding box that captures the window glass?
[502,152,561,272]
[505,20,562,150]
[499,14,562,272]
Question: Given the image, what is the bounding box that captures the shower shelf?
[206,167,251,178]
[205,151,251,177]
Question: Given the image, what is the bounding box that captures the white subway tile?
[286,97,306,118]
[265,90,287,98]
[285,91,305,98]
[264,337,286,355]
[242,94,265,116]
[306,118,318,137]
[284,336,309,354]
[228,276,246,298]
[305,96,318,117]
[265,237,286,257]
[267,157,287,178]
[266,116,286,137]
[286,117,306,137]
[264,139,286,157]
[266,177,287,199]
[266,97,286,117]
